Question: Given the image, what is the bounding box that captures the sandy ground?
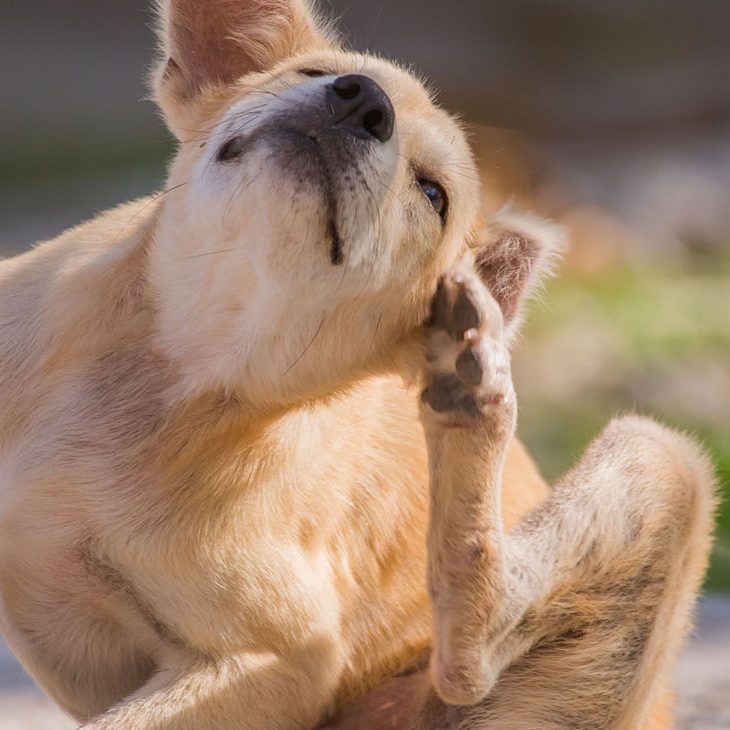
[0,597,728,729]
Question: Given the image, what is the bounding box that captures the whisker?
[180,104,268,144]
[114,182,188,243]
[251,88,286,104]
[199,111,266,178]
[281,317,326,376]
[367,313,383,358]
[374,178,409,216]
[178,247,245,261]
[221,162,266,227]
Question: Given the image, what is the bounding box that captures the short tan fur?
[0,2,715,728]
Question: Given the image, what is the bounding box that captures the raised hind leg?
[420,416,715,729]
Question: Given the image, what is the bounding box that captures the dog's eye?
[216,136,246,162]
[299,68,328,78]
[418,179,448,220]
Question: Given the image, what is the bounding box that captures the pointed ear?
[473,208,565,340]
[153,0,334,138]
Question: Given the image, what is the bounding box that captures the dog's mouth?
[256,125,347,266]
[327,211,344,266]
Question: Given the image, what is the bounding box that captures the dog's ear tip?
[473,206,567,330]
[486,206,568,261]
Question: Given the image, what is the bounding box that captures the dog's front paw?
[421,265,514,426]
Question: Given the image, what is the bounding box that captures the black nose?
[326,74,395,143]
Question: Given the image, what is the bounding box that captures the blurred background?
[1,0,728,727]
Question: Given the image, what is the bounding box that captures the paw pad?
[422,268,510,422]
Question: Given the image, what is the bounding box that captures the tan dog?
[0,1,716,728]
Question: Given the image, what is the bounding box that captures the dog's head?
[148,0,562,404]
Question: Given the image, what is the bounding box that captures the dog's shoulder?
[0,196,160,406]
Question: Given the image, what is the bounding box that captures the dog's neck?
[98,370,404,547]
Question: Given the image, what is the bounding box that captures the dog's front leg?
[420,265,522,706]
